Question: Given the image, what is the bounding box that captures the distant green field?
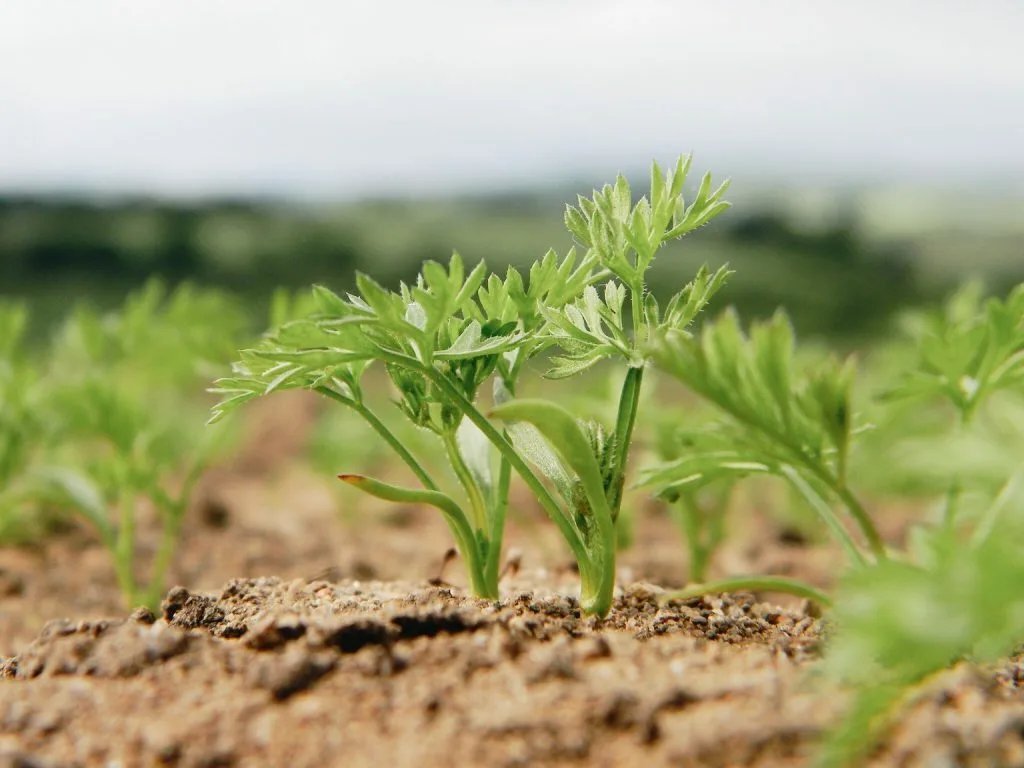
[3,184,1022,339]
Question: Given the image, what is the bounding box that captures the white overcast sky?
[2,1,1022,197]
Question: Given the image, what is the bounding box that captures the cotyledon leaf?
[338,474,478,562]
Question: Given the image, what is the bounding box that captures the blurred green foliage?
[0,282,246,608]
[6,190,1019,339]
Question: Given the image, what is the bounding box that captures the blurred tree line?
[0,192,985,339]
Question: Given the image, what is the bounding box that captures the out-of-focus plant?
[642,280,1024,763]
[0,302,52,542]
[35,281,246,610]
[868,283,1024,529]
[641,309,881,604]
[818,502,1024,766]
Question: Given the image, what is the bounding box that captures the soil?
[1,392,1023,767]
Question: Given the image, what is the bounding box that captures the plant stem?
[442,430,488,533]
[114,494,138,607]
[942,408,967,530]
[683,384,886,560]
[315,385,438,491]
[609,365,644,517]
[971,467,1022,547]
[832,483,887,560]
[341,474,493,598]
[662,575,833,608]
[630,283,644,340]
[142,496,186,611]
[485,455,512,589]
[672,492,709,583]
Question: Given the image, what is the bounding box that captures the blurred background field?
[3,184,1023,340]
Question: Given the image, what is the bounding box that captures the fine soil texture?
[2,393,1023,767]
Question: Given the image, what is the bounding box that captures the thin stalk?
[442,430,488,533]
[662,575,833,608]
[340,474,493,598]
[672,492,709,583]
[942,408,967,530]
[942,479,962,530]
[782,466,869,568]
[485,455,512,589]
[142,497,186,611]
[114,494,138,607]
[609,364,644,516]
[141,460,206,610]
[831,482,886,560]
[630,283,644,341]
[971,468,1022,547]
[315,385,438,491]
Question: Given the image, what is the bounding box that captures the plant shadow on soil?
[1,393,1023,767]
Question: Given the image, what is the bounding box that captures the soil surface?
[2,392,1023,767]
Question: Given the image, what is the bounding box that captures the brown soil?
[1,392,1022,767]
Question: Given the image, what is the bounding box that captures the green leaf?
[456,417,494,502]
[338,474,478,560]
[36,467,113,545]
[434,321,522,360]
[491,399,613,528]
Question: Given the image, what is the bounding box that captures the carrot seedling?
[213,156,731,616]
[35,282,245,610]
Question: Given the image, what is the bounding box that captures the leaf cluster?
[886,282,1024,419]
[563,156,730,288]
[644,310,856,496]
[212,250,597,428]
[3,281,246,607]
[818,512,1024,766]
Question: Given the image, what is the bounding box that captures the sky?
[2,0,1022,198]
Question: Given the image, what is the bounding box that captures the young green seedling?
[811,282,1024,765]
[213,250,598,600]
[640,281,1024,764]
[0,302,50,543]
[35,281,245,610]
[213,156,731,616]
[641,309,885,600]
[882,283,1024,528]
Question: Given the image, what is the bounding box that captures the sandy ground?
[1,392,1022,766]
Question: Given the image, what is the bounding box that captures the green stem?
[783,466,869,568]
[315,385,438,491]
[485,455,512,589]
[142,496,186,611]
[630,281,644,344]
[942,408,967,530]
[971,468,1022,547]
[831,483,886,560]
[672,492,709,583]
[662,575,833,608]
[114,494,138,607]
[942,480,962,530]
[442,430,488,533]
[415,365,590,569]
[340,474,493,598]
[609,365,644,517]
